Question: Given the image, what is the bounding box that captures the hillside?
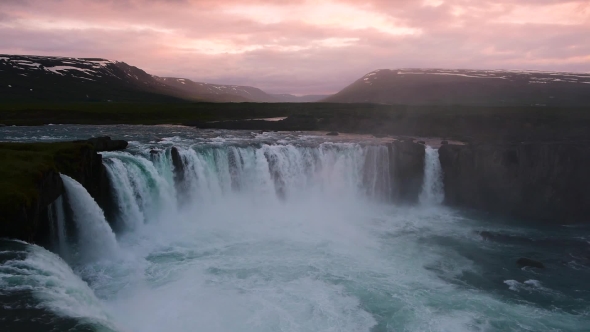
[154,77,275,102]
[155,77,330,102]
[325,68,590,106]
[0,55,187,102]
[0,55,326,103]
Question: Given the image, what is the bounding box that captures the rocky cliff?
[439,142,590,223]
[388,141,425,203]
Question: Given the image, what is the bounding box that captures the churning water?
[1,125,589,332]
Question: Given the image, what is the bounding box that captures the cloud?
[0,0,589,94]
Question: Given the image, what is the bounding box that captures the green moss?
[0,142,90,216]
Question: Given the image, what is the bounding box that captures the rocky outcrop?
[170,147,185,186]
[517,258,545,269]
[388,141,425,203]
[439,142,590,223]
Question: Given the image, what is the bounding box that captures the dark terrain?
[326,68,590,107]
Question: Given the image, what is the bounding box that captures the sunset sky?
[1,0,589,94]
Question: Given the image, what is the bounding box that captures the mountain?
[154,77,331,102]
[0,54,187,102]
[154,77,276,102]
[325,68,590,106]
[0,54,325,103]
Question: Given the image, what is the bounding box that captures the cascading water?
[419,146,445,205]
[0,241,120,332]
[2,126,589,332]
[48,196,69,259]
[60,174,119,262]
[102,143,392,212]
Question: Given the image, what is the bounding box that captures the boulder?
[517,258,545,269]
[326,131,339,136]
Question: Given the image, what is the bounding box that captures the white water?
[61,174,119,262]
[420,146,445,205]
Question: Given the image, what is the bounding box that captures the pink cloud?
[0,0,588,94]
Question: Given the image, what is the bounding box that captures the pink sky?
[1,0,589,94]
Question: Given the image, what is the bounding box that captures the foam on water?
[0,242,120,331]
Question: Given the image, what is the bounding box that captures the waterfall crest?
[102,144,393,229]
[419,146,445,205]
[60,174,119,261]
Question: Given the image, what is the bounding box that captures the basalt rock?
[388,141,425,203]
[3,170,64,243]
[170,147,184,185]
[517,258,545,269]
[439,142,590,223]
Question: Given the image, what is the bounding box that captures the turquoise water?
[1,125,589,332]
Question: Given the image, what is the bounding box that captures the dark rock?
[441,140,449,145]
[439,142,590,223]
[4,170,64,243]
[150,149,159,155]
[326,131,339,136]
[84,136,128,152]
[517,258,545,269]
[0,124,6,127]
[170,147,185,186]
[388,141,425,203]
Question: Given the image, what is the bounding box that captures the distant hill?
[155,77,331,103]
[154,77,276,102]
[0,55,187,102]
[0,54,328,103]
[325,68,590,106]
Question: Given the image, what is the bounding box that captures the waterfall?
[419,146,445,205]
[60,174,119,261]
[103,158,146,230]
[101,144,393,224]
[48,196,69,259]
